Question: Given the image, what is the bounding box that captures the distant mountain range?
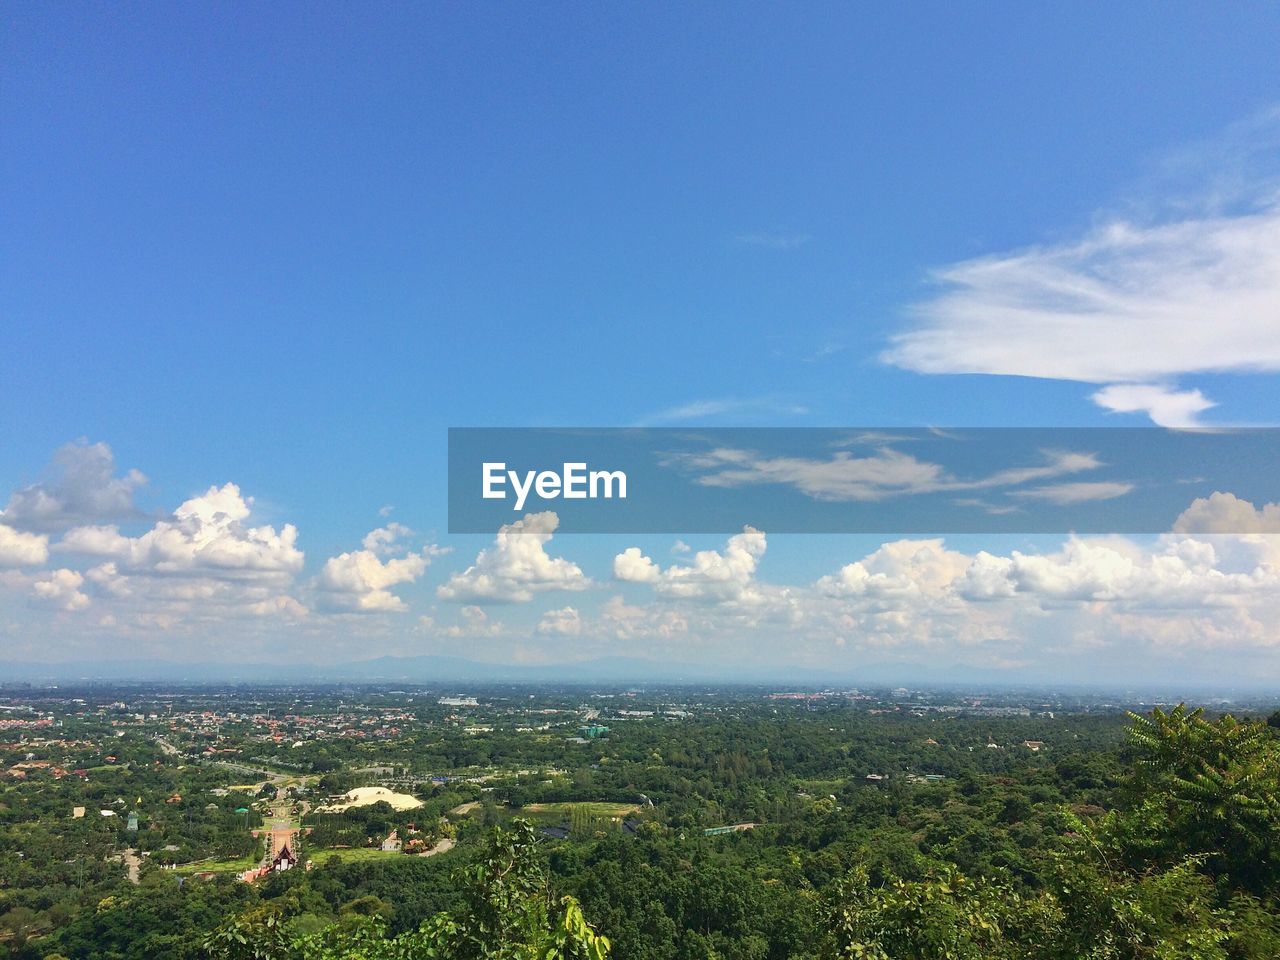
[0,654,775,685]
[0,652,1015,686]
[0,653,1271,694]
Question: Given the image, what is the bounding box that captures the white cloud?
[1174,491,1280,533]
[437,511,588,603]
[0,525,49,567]
[50,483,306,623]
[1009,481,1134,505]
[1091,384,1216,428]
[444,605,503,638]
[798,537,1280,665]
[600,594,689,640]
[361,522,413,555]
[639,397,810,425]
[27,569,89,611]
[885,205,1280,380]
[1,440,146,532]
[247,595,309,619]
[884,185,1280,422]
[613,547,660,583]
[772,508,1280,661]
[318,525,437,613]
[59,483,302,576]
[537,606,583,636]
[615,527,767,602]
[818,539,972,601]
[668,445,1101,502]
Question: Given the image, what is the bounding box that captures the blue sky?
[4,5,1280,682]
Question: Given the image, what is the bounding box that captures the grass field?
[306,846,406,865]
[171,854,260,874]
[522,801,639,819]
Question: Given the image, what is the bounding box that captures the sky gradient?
[4,4,1280,683]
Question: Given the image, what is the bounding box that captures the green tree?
[1121,705,1280,891]
[205,821,609,960]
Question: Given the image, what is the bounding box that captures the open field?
[522,802,639,819]
[306,847,407,865]
[170,854,260,875]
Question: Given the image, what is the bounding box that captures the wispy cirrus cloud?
[883,110,1280,426]
[1010,481,1135,505]
[666,445,1106,503]
[636,396,810,426]
[1090,384,1215,429]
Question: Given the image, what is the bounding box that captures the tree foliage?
[202,821,609,960]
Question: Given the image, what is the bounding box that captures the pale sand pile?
[317,786,423,812]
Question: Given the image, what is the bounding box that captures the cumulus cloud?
[600,594,689,640]
[437,512,588,603]
[1174,491,1280,533]
[318,525,439,613]
[444,605,503,637]
[613,547,660,583]
[247,595,309,619]
[0,525,49,567]
[883,194,1280,424]
[818,539,972,601]
[1,440,147,532]
[778,525,1280,665]
[54,483,306,622]
[361,522,413,554]
[810,532,1280,615]
[615,527,767,602]
[30,569,90,611]
[59,483,302,576]
[537,606,583,636]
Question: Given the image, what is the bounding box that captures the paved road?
[419,837,454,857]
[262,800,299,865]
[121,848,141,884]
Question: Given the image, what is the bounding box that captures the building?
[577,724,610,739]
[381,830,402,853]
[240,843,299,883]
